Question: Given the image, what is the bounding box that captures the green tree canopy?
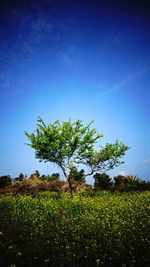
[40,173,60,181]
[0,175,12,188]
[94,173,113,190]
[25,117,129,195]
[68,166,85,183]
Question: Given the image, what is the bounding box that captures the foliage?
[0,192,149,266]
[68,166,85,182]
[93,172,113,190]
[51,172,60,180]
[138,181,150,191]
[113,174,145,192]
[25,117,129,194]
[28,175,42,184]
[114,175,127,191]
[126,174,139,181]
[37,180,64,193]
[14,173,25,181]
[0,178,65,195]
[114,175,138,185]
[0,175,12,188]
[40,173,60,181]
[35,170,40,177]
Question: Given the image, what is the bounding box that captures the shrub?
[0,178,65,195]
[137,181,150,191]
[68,167,85,182]
[113,175,150,192]
[14,173,25,182]
[94,173,113,190]
[40,173,60,181]
[38,180,65,192]
[0,175,12,188]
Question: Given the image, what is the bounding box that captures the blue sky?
[0,0,150,183]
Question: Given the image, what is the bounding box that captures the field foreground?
[0,191,150,267]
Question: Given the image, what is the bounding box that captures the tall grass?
[0,192,150,267]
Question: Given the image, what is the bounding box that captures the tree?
[114,174,142,192]
[40,173,60,181]
[94,173,113,190]
[0,175,12,188]
[18,173,24,181]
[68,166,85,183]
[35,170,40,177]
[25,117,129,195]
[51,173,60,180]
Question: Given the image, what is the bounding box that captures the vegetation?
[113,174,150,192]
[68,166,85,182]
[0,170,149,266]
[0,192,149,267]
[94,173,113,190]
[40,173,60,181]
[0,171,149,194]
[25,117,129,195]
[14,173,25,182]
[0,118,149,266]
[0,116,149,266]
[0,175,11,188]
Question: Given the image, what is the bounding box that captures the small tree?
[40,173,60,181]
[0,175,12,188]
[18,173,24,181]
[68,166,85,183]
[114,174,142,192]
[51,173,60,180]
[35,170,40,177]
[94,173,113,190]
[25,117,129,195]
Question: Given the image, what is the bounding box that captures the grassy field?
[0,191,150,267]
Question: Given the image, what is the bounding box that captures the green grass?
[0,191,150,267]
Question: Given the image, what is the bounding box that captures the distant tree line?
[0,170,150,192]
[93,173,150,192]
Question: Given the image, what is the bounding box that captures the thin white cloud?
[113,61,150,91]
[97,61,150,97]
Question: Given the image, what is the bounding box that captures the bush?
[137,181,150,191]
[113,175,150,192]
[14,173,25,182]
[0,175,12,188]
[68,167,85,182]
[0,178,65,195]
[38,180,65,192]
[94,173,113,190]
[40,173,60,181]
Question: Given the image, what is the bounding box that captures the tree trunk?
[68,177,74,197]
